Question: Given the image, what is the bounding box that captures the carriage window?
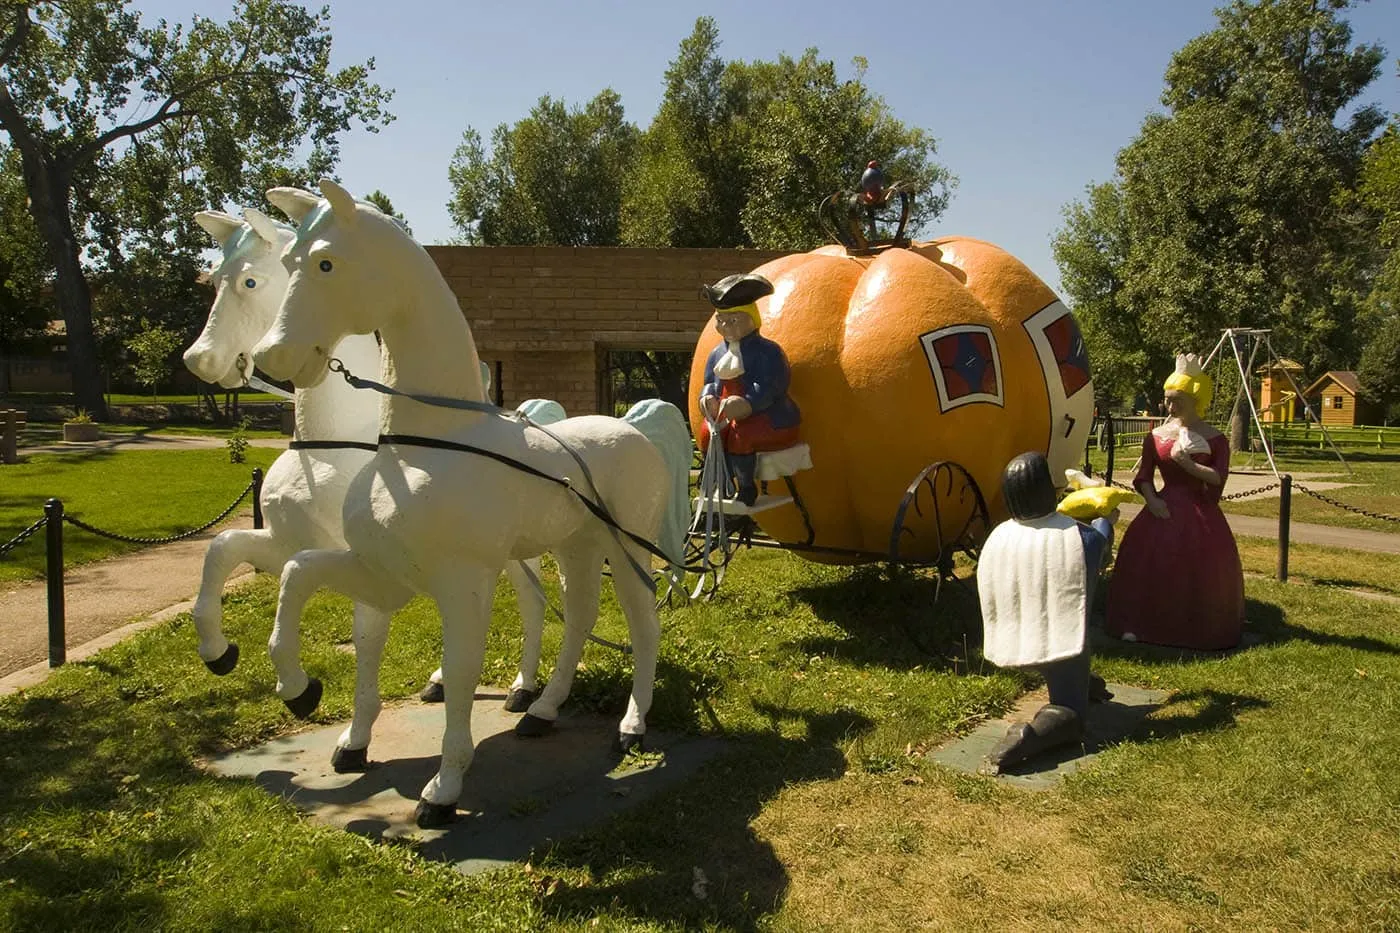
[1039,312,1091,398]
[920,324,1004,412]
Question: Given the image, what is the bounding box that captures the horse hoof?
[419,680,444,704]
[330,745,369,773]
[283,678,323,720]
[616,732,645,755]
[514,713,555,738]
[204,643,239,676]
[414,799,457,828]
[503,687,539,713]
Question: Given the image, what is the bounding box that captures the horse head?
[252,179,410,387]
[183,208,295,388]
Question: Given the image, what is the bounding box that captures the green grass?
[1,550,1399,929]
[0,449,281,583]
[1236,537,1400,596]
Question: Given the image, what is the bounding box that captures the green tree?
[364,189,410,235]
[1053,0,1385,407]
[0,145,49,392]
[447,90,639,246]
[0,0,392,419]
[125,321,181,401]
[620,17,753,248]
[1357,323,1400,422]
[621,18,953,250]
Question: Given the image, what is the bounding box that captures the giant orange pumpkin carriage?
[682,165,1097,598]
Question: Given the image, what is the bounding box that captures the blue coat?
[700,332,801,429]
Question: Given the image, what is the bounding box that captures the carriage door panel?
[1023,301,1095,484]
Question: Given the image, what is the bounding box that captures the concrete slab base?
[207,688,726,875]
[927,683,1170,790]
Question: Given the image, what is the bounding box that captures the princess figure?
[1105,354,1245,650]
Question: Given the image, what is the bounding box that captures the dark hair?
[1002,452,1057,521]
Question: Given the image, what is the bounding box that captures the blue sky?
[142,0,1400,295]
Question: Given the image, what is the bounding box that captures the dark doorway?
[598,349,693,419]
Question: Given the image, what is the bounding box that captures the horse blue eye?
[244,278,256,289]
[319,259,333,272]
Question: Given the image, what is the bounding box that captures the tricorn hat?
[700,273,774,310]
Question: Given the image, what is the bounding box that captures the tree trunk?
[1229,395,1250,452]
[23,161,107,420]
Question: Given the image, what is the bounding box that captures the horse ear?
[194,210,243,246]
[319,178,358,226]
[266,187,321,223]
[243,208,284,245]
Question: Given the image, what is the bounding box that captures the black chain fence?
[1294,483,1400,524]
[0,516,48,558]
[61,479,257,545]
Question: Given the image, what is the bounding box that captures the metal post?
[1105,416,1116,486]
[1277,474,1292,583]
[44,498,65,667]
[251,468,264,530]
[493,360,504,408]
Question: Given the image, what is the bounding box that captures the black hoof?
[503,687,539,713]
[330,745,369,773]
[204,643,240,676]
[419,680,444,704]
[414,799,457,828]
[514,713,555,738]
[283,677,323,720]
[616,732,645,755]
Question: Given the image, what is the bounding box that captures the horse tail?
[622,399,693,584]
[515,398,568,425]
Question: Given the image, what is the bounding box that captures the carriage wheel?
[888,461,991,602]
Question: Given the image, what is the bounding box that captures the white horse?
[251,180,690,827]
[181,208,565,770]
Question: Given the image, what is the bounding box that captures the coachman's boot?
[980,704,1084,775]
[728,453,759,506]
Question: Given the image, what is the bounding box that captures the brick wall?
[426,246,790,416]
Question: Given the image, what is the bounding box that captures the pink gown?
[1105,431,1245,650]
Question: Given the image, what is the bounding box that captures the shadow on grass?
[1133,688,1270,744]
[539,704,872,932]
[1091,596,1400,666]
[787,565,983,673]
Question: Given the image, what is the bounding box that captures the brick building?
[426,245,789,417]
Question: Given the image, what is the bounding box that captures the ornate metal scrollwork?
[818,160,917,254]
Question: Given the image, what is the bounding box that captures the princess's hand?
[1170,446,1195,466]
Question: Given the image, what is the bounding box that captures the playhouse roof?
[1256,357,1305,374]
[1304,371,1359,397]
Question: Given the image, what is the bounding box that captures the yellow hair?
[1163,369,1213,414]
[719,302,762,331]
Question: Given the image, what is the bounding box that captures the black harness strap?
[289,440,380,453]
[377,433,672,569]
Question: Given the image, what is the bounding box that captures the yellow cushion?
[1057,486,1138,520]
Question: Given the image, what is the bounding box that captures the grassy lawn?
[1,549,1397,930]
[1237,537,1400,596]
[0,449,281,584]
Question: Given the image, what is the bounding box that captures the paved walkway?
[21,431,289,455]
[1117,504,1400,554]
[0,517,258,684]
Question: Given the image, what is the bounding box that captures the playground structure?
[1200,327,1352,477]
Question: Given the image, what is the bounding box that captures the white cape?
[977,512,1088,667]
